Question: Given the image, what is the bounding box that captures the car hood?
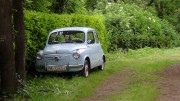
[43,44,87,54]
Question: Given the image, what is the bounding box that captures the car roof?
[50,27,95,33]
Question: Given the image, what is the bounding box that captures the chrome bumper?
[36,64,84,73]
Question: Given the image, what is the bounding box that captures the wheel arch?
[85,57,91,69]
[103,55,106,62]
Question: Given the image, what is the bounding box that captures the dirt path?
[81,63,180,101]
[81,68,133,101]
[155,63,180,101]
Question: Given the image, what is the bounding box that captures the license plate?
[46,66,67,71]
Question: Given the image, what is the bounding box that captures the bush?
[104,3,178,51]
[24,11,107,69]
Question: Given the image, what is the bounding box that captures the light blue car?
[35,27,106,77]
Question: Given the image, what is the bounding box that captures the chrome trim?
[68,64,83,67]
[45,64,83,69]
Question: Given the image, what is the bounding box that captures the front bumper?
[36,64,84,73]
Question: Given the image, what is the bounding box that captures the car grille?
[43,54,71,65]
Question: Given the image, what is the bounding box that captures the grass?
[15,47,180,101]
[22,61,125,101]
[110,47,180,101]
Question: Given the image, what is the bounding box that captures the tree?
[147,0,180,33]
[51,0,87,14]
[147,0,180,18]
[0,0,17,93]
[85,0,98,11]
[64,0,87,14]
[24,0,88,14]
[147,0,164,18]
[24,0,53,12]
[13,0,26,88]
[51,0,68,13]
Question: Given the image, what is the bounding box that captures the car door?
[94,31,103,66]
[87,31,99,68]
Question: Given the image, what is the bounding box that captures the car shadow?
[27,66,102,80]
[29,72,76,80]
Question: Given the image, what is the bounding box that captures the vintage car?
[35,27,105,77]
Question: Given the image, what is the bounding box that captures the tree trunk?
[13,0,26,88]
[147,0,154,6]
[53,0,68,13]
[0,0,17,93]
[114,0,117,3]
[154,1,164,19]
[148,0,164,19]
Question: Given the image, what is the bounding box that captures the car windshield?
[48,31,85,44]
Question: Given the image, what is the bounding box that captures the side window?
[87,32,95,44]
[94,32,100,43]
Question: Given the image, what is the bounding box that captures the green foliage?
[24,0,53,12]
[25,0,87,14]
[104,3,178,51]
[154,0,180,34]
[85,0,98,11]
[94,0,108,13]
[64,0,87,14]
[24,11,107,69]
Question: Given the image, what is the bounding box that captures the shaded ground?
[155,64,180,101]
[81,68,133,101]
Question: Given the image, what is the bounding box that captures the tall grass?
[17,47,180,101]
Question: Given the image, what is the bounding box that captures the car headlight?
[36,50,43,60]
[72,49,80,59]
[36,54,42,60]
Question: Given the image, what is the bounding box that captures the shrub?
[104,3,178,51]
[24,11,107,69]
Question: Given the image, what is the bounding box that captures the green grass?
[110,47,180,101]
[22,60,125,101]
[16,47,180,101]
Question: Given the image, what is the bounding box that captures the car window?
[48,31,85,44]
[94,32,100,43]
[87,32,95,44]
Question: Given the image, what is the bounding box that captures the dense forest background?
[24,0,179,31]
[24,0,180,50]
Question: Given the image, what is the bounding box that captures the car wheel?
[99,61,105,70]
[82,60,89,77]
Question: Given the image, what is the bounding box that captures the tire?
[98,61,105,70]
[82,60,89,77]
[99,57,105,70]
